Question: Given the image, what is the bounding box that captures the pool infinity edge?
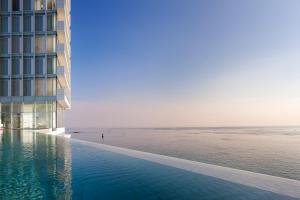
[71,138,300,199]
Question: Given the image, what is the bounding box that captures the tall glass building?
[0,0,71,131]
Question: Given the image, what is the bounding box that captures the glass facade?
[0,0,71,130]
[0,102,59,129]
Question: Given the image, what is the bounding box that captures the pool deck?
[73,139,300,199]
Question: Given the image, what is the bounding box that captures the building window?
[35,78,45,96]
[1,103,11,128]
[12,103,22,113]
[47,0,55,10]
[47,56,56,74]
[35,15,44,32]
[47,35,56,52]
[0,37,9,54]
[12,16,21,32]
[47,13,56,31]
[12,103,22,128]
[0,79,9,96]
[35,36,45,53]
[0,0,8,11]
[12,58,21,75]
[23,103,34,128]
[57,105,64,128]
[35,0,45,10]
[0,103,11,113]
[0,16,9,33]
[12,0,20,11]
[47,78,56,96]
[11,79,21,96]
[0,59,9,75]
[12,36,21,54]
[23,58,32,75]
[35,56,45,75]
[36,102,48,128]
[23,37,33,53]
[23,0,32,10]
[23,78,33,96]
[23,15,32,32]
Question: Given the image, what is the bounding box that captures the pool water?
[0,131,298,199]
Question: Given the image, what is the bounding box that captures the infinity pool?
[0,131,298,199]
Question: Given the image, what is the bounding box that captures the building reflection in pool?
[0,131,72,199]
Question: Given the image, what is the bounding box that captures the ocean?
[69,126,300,181]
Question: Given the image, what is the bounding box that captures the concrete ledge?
[72,139,300,199]
[42,128,71,138]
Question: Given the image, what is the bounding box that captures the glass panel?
[52,110,56,128]
[56,106,64,128]
[35,36,45,53]
[12,103,22,129]
[23,103,33,113]
[46,35,56,52]
[23,0,32,10]
[0,0,8,11]
[35,0,45,10]
[12,16,21,32]
[12,103,22,113]
[35,57,45,75]
[0,37,9,54]
[23,103,34,129]
[0,59,9,75]
[1,103,10,113]
[47,78,56,96]
[47,0,55,10]
[47,56,56,74]
[35,78,45,96]
[1,113,10,128]
[36,102,47,128]
[11,79,21,96]
[23,78,33,96]
[12,58,20,75]
[12,113,22,128]
[23,37,33,53]
[0,79,9,96]
[47,102,53,128]
[0,16,9,33]
[35,15,44,32]
[47,13,56,31]
[12,0,20,11]
[23,15,32,32]
[23,58,32,75]
[12,36,21,54]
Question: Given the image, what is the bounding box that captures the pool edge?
[70,138,300,199]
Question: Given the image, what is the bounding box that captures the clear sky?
[67,0,300,128]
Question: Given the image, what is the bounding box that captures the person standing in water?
[99,131,104,143]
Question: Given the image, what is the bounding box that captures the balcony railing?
[57,43,70,69]
[57,20,71,44]
[57,88,71,109]
[57,65,71,89]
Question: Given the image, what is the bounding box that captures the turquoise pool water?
[0,131,298,199]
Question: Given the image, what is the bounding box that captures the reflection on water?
[0,130,298,199]
[0,131,72,199]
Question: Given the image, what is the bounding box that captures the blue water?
[0,131,298,199]
[70,126,300,180]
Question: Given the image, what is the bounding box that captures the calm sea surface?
[69,126,300,181]
[1,131,295,199]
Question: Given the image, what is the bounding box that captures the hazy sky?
[67,0,300,128]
